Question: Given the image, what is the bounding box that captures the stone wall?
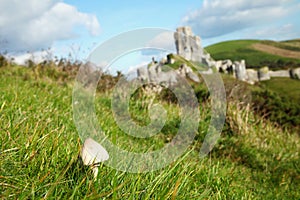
[291,68,300,79]
[246,67,300,84]
[269,70,290,78]
[209,58,299,84]
[246,69,259,84]
[137,62,200,87]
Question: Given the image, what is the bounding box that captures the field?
[205,39,300,69]
[1,64,300,199]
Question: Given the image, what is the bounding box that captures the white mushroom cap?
[80,137,109,166]
[80,137,109,179]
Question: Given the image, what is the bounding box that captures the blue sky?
[0,0,299,64]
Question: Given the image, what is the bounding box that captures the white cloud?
[253,24,295,39]
[11,50,53,66]
[127,61,149,75]
[146,32,176,51]
[182,0,298,38]
[0,0,100,53]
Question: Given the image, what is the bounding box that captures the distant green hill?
[205,39,300,69]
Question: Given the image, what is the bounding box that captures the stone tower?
[174,26,203,62]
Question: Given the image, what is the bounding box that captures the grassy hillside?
[258,77,300,103]
[1,63,299,199]
[267,39,300,51]
[221,74,300,132]
[205,39,300,69]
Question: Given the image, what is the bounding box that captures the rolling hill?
[205,39,300,70]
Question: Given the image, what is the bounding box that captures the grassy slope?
[222,74,300,133]
[258,77,300,103]
[267,39,300,51]
[205,39,300,69]
[0,65,299,199]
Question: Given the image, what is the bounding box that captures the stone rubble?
[137,61,200,87]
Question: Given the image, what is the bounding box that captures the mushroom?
[80,137,109,179]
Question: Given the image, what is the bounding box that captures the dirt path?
[252,43,300,59]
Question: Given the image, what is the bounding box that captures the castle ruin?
[136,26,300,85]
[174,26,202,62]
[174,27,214,66]
[173,26,300,84]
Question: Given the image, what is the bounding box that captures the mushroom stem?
[92,166,99,179]
[80,138,109,179]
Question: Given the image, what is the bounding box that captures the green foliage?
[253,77,300,133]
[259,77,300,103]
[0,55,8,67]
[191,82,210,101]
[252,89,300,132]
[222,75,300,133]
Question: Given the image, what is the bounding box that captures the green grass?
[221,74,300,132]
[205,40,300,69]
[161,54,208,73]
[1,65,299,199]
[258,77,300,103]
[251,78,300,131]
[260,39,300,51]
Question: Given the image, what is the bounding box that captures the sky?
[0,0,300,65]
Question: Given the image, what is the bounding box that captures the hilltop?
[205,39,300,69]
